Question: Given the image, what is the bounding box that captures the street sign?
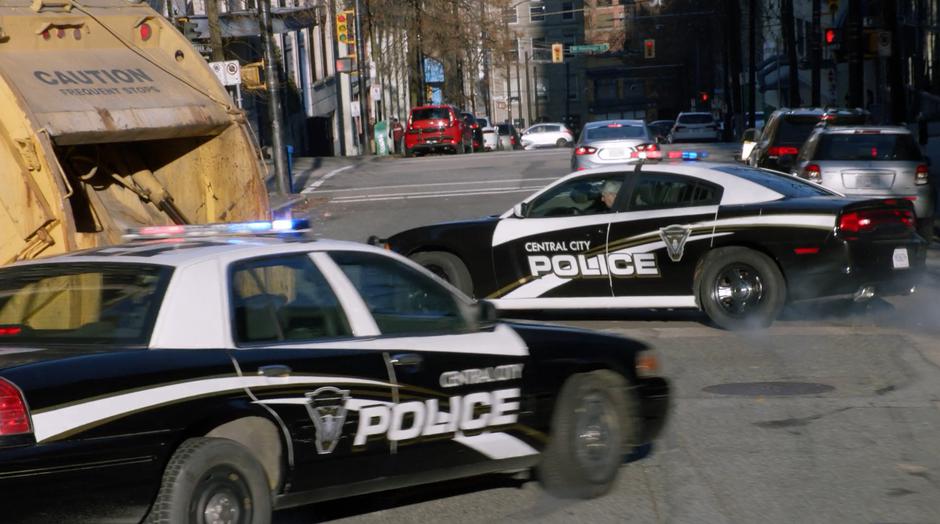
[350,101,360,118]
[877,30,891,57]
[209,60,241,86]
[371,84,382,101]
[569,43,609,55]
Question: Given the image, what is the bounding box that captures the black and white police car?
[0,221,669,523]
[382,156,928,330]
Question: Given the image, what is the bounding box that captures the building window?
[595,12,614,29]
[595,77,617,102]
[561,1,574,19]
[596,0,613,6]
[536,76,549,101]
[568,75,580,100]
[530,3,545,22]
[506,6,518,24]
[562,32,577,45]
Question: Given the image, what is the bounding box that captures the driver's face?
[602,191,617,208]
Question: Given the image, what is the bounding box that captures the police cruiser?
[380,158,928,330]
[0,221,669,523]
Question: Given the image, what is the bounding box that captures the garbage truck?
[0,0,270,264]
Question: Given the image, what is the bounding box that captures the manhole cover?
[703,381,834,396]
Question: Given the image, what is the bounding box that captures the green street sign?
[569,43,610,55]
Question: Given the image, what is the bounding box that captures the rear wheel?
[556,138,569,148]
[696,247,786,330]
[538,370,636,499]
[917,218,934,242]
[147,437,272,524]
[410,251,474,297]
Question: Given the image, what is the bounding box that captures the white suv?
[521,123,575,149]
[669,112,721,143]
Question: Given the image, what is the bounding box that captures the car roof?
[817,125,912,135]
[7,237,385,270]
[677,112,713,116]
[585,119,646,128]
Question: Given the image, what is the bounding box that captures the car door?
[607,172,723,303]
[489,173,631,305]
[325,250,534,479]
[225,253,396,493]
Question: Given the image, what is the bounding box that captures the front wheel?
[538,370,636,499]
[696,247,786,330]
[147,438,272,524]
[410,251,474,297]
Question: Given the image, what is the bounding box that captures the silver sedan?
[570,120,658,171]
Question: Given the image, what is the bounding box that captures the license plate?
[892,248,910,269]
[606,149,624,158]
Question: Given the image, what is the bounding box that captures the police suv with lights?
[0,221,669,523]
[382,161,928,330]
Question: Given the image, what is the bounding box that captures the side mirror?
[512,202,528,218]
[777,153,796,171]
[475,300,499,324]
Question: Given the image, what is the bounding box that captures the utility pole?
[811,0,821,106]
[480,0,492,119]
[525,50,532,125]
[507,59,513,124]
[726,0,743,139]
[354,0,370,154]
[328,0,346,156]
[782,0,800,106]
[515,46,523,125]
[884,0,906,123]
[258,0,289,195]
[205,0,224,62]
[848,0,863,107]
[748,0,756,129]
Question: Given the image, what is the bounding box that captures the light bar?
[666,150,709,160]
[124,219,310,240]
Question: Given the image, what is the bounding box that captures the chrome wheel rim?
[713,263,764,317]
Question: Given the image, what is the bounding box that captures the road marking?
[302,165,355,194]
[312,177,559,194]
[331,186,543,203]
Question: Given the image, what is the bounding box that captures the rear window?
[584,125,647,140]
[497,124,512,133]
[775,116,820,145]
[814,133,922,161]
[0,263,171,346]
[678,114,714,124]
[716,166,837,197]
[411,108,451,121]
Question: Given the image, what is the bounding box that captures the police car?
[382,159,928,330]
[0,221,669,523]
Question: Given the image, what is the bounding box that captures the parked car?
[0,220,671,522]
[461,112,484,152]
[746,107,870,171]
[405,105,472,156]
[668,112,721,143]
[571,120,658,170]
[788,125,935,240]
[648,120,674,142]
[482,126,499,151]
[497,123,523,151]
[521,123,575,149]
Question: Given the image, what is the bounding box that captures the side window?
[329,251,473,335]
[545,125,562,133]
[526,175,626,217]
[230,255,352,344]
[529,126,543,134]
[628,175,722,211]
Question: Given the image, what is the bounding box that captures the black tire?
[556,138,568,148]
[410,251,474,297]
[917,218,934,242]
[147,437,272,524]
[538,370,637,499]
[696,247,786,330]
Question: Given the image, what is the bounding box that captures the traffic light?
[824,27,839,46]
[335,57,355,73]
[336,10,354,45]
[699,91,709,103]
[551,43,564,64]
[643,39,655,59]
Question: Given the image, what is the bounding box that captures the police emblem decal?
[304,387,350,455]
[659,225,692,262]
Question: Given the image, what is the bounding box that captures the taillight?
[916,165,929,185]
[575,146,597,155]
[768,146,799,157]
[139,22,153,41]
[0,378,31,436]
[636,143,659,152]
[804,164,821,182]
[510,136,516,144]
[838,207,914,237]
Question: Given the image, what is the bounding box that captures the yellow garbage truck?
[0,0,270,263]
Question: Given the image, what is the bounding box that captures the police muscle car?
[0,222,669,523]
[382,162,928,330]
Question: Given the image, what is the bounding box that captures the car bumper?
[635,376,670,444]
[571,155,638,171]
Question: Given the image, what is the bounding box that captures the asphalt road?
[281,144,940,524]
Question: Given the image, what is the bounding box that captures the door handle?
[258,365,292,377]
[390,353,422,367]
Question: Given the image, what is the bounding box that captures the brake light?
[0,326,22,336]
[768,146,799,157]
[0,378,31,436]
[804,164,821,182]
[510,136,516,144]
[575,146,597,155]
[636,143,659,152]
[916,165,929,185]
[838,208,914,236]
[607,123,623,128]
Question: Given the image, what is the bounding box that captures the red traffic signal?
[699,91,709,102]
[824,27,838,45]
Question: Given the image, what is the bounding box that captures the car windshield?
[678,114,714,124]
[715,166,837,197]
[814,133,922,161]
[0,263,172,346]
[411,108,450,121]
[584,125,647,140]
